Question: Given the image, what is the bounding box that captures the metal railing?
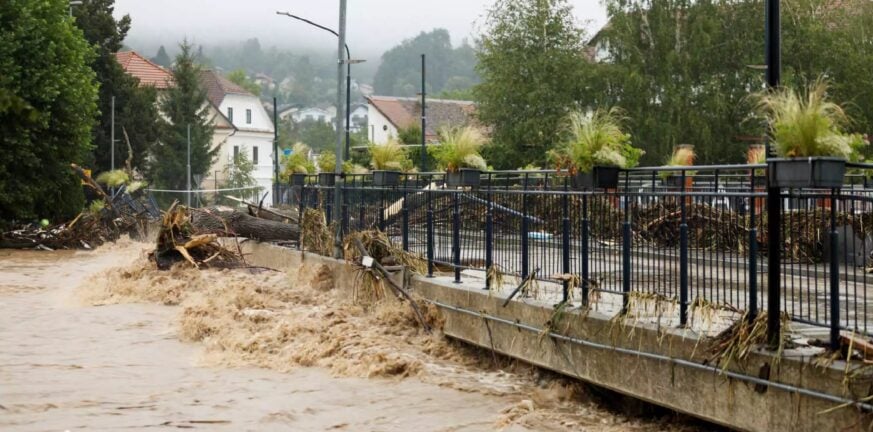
[290,163,873,349]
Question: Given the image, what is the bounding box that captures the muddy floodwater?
[0,240,703,431]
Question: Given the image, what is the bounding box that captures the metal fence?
[291,163,873,349]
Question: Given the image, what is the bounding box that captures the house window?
[246,109,252,124]
[233,145,239,164]
[252,146,259,165]
[228,107,234,122]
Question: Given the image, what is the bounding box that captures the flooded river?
[0,240,704,431]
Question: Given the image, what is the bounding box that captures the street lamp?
[276,11,365,161]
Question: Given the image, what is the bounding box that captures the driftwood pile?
[0,164,155,250]
[150,199,302,270]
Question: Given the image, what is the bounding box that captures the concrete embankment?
[243,242,873,432]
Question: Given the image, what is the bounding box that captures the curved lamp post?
[276,11,365,160]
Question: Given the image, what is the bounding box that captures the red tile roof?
[367,95,478,141]
[115,51,173,89]
[198,70,253,107]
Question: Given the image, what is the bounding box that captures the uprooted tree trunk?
[191,207,300,241]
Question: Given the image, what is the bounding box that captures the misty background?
[114,0,607,85]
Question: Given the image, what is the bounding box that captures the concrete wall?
[240,243,873,432]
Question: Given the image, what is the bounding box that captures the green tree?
[152,42,217,192]
[373,29,479,96]
[152,45,171,67]
[227,69,261,96]
[591,0,873,164]
[73,0,161,174]
[278,118,337,152]
[0,0,99,222]
[218,146,260,204]
[475,0,591,168]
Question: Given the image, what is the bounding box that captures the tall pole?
[273,96,279,206]
[420,54,426,171]
[110,96,115,172]
[346,66,351,159]
[186,124,192,208]
[333,0,348,257]
[765,0,781,348]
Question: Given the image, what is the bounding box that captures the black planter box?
[318,172,335,187]
[372,170,401,186]
[663,175,686,188]
[571,166,621,190]
[769,157,846,189]
[291,173,307,186]
[446,169,481,188]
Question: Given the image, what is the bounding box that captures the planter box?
[769,157,846,189]
[291,173,307,187]
[663,175,686,188]
[446,169,481,188]
[373,170,401,187]
[571,166,621,190]
[318,172,335,187]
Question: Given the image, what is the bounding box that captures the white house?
[349,103,368,132]
[366,95,477,144]
[200,70,276,205]
[287,106,336,125]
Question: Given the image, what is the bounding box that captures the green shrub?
[757,78,867,159]
[548,108,642,174]
[431,126,488,172]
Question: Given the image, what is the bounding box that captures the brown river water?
[0,239,706,431]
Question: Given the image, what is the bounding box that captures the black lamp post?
[276,11,365,160]
[765,0,781,348]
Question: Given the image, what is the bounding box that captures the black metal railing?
[288,163,873,349]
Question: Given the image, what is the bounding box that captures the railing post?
[766,160,782,348]
[358,177,365,231]
[325,185,332,224]
[679,170,689,327]
[521,173,530,280]
[298,183,306,251]
[748,169,758,322]
[829,188,840,350]
[452,191,461,283]
[581,194,590,306]
[622,203,631,315]
[402,183,409,251]
[426,183,435,278]
[485,180,494,291]
[378,189,385,232]
[562,177,571,303]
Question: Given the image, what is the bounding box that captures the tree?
[227,69,261,96]
[475,0,592,168]
[0,0,99,222]
[152,45,171,67]
[73,0,161,175]
[373,29,479,97]
[218,146,260,205]
[278,118,337,152]
[591,0,873,164]
[152,42,217,192]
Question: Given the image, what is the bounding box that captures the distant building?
[366,96,477,144]
[280,106,336,126]
[349,103,368,133]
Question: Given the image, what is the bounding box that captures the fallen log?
[191,208,299,241]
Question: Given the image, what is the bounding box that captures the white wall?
[220,94,274,133]
[367,104,397,145]
[214,93,276,205]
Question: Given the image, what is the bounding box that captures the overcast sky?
[115,0,608,56]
